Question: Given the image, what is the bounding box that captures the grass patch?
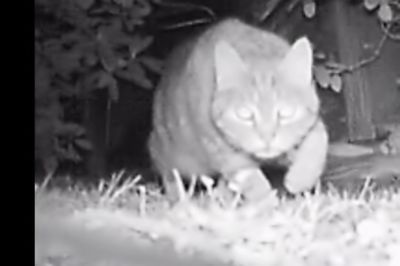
[35,173,400,266]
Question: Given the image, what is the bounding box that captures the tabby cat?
[148,18,329,202]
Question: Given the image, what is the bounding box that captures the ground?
[35,169,400,266]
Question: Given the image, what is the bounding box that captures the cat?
[148,18,329,202]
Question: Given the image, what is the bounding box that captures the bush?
[35,0,162,175]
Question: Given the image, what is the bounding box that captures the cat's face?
[211,38,320,159]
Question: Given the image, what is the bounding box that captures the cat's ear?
[214,41,248,91]
[279,37,313,87]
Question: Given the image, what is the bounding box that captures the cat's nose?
[254,146,281,159]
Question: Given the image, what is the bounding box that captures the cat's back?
[202,19,290,60]
[161,18,290,83]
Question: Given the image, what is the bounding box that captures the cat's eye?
[235,106,254,121]
[277,105,299,124]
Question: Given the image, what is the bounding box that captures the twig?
[155,1,216,19]
[258,0,286,22]
[287,0,302,13]
[321,2,399,76]
[155,1,216,31]
[381,17,400,41]
[160,18,214,30]
[331,23,391,75]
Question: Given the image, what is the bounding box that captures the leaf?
[54,140,82,162]
[364,0,381,11]
[113,0,133,8]
[66,144,82,162]
[53,80,78,98]
[98,21,130,47]
[117,58,129,68]
[314,51,327,60]
[74,138,93,151]
[325,61,345,71]
[330,74,343,93]
[98,71,119,101]
[82,71,101,91]
[73,0,94,10]
[139,56,163,74]
[378,3,393,22]
[129,62,153,89]
[116,62,153,89]
[125,16,144,32]
[98,39,118,72]
[97,71,116,89]
[35,65,51,96]
[82,53,98,67]
[303,0,316,19]
[73,40,98,66]
[49,49,82,79]
[314,65,331,89]
[129,36,153,59]
[131,0,152,17]
[91,5,120,15]
[55,122,86,136]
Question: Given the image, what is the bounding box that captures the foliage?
[302,0,399,93]
[35,0,162,174]
[35,0,399,174]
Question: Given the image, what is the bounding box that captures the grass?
[35,171,400,266]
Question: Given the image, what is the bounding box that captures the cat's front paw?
[228,168,273,203]
[284,170,321,194]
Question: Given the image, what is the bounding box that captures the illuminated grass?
[35,173,400,266]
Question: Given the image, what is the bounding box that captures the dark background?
[35,0,400,184]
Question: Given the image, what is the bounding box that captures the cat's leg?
[284,120,329,193]
[222,167,272,203]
